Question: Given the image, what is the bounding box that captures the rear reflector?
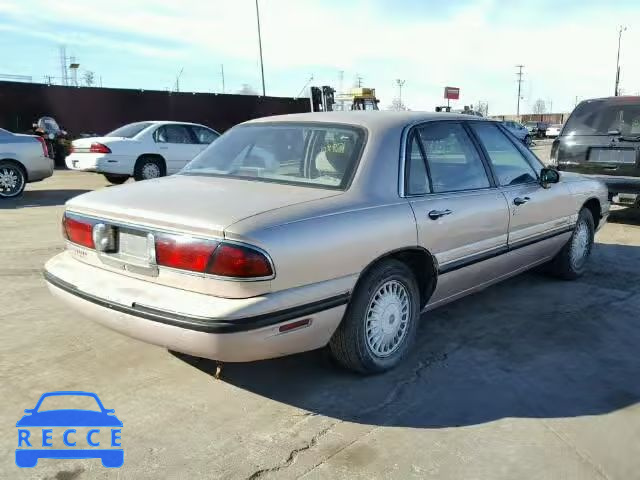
[62,214,95,249]
[278,318,311,333]
[207,244,273,278]
[89,143,111,154]
[154,235,218,273]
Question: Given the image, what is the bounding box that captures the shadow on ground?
[175,243,640,429]
[609,206,640,226]
[1,189,91,208]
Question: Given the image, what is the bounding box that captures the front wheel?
[547,208,595,280]
[329,259,421,374]
[104,174,129,185]
[0,161,26,198]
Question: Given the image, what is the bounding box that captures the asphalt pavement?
[1,170,639,479]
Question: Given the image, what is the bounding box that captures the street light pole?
[255,0,266,96]
[615,25,627,96]
[396,79,405,108]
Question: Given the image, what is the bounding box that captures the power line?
[515,65,524,116]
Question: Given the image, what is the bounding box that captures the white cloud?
[2,0,639,113]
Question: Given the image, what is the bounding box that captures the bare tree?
[387,98,408,111]
[532,99,547,114]
[82,70,95,87]
[236,84,258,95]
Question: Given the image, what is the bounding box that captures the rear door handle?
[513,196,530,206]
[159,146,169,150]
[428,209,452,220]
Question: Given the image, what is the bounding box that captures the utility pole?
[220,64,225,93]
[395,79,405,107]
[175,67,184,92]
[59,45,68,86]
[354,74,363,88]
[515,65,524,117]
[615,25,627,96]
[255,0,266,96]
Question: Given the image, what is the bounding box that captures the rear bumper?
[579,174,640,195]
[44,253,348,362]
[65,153,133,175]
[27,155,54,182]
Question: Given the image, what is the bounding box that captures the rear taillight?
[89,143,111,154]
[207,244,273,278]
[154,235,218,272]
[62,214,95,249]
[35,136,48,157]
[153,235,273,278]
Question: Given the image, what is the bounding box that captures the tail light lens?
[35,136,48,157]
[207,244,273,278]
[62,214,95,249]
[89,143,111,154]
[154,235,273,278]
[155,235,218,272]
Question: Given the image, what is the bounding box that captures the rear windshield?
[564,99,640,136]
[182,123,365,189]
[106,122,153,138]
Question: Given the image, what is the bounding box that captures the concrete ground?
[1,170,639,480]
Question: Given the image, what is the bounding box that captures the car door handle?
[428,209,452,220]
[513,196,530,206]
[159,146,168,150]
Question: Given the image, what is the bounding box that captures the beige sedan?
[44,112,609,373]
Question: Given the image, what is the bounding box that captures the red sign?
[444,86,460,100]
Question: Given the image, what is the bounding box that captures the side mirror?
[540,167,560,188]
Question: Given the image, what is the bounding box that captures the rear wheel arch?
[0,158,28,182]
[353,247,438,310]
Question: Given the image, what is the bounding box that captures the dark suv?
[553,96,640,204]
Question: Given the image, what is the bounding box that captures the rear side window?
[416,122,490,193]
[406,135,429,195]
[106,122,153,138]
[471,123,538,186]
[564,99,640,136]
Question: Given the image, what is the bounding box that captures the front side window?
[155,125,194,144]
[182,124,364,189]
[416,122,490,193]
[471,122,538,186]
[192,126,220,144]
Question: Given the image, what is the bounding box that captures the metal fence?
[0,81,310,136]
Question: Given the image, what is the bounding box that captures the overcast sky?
[1,0,638,115]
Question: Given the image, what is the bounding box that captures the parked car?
[553,96,640,205]
[545,123,563,138]
[0,128,53,198]
[65,121,221,184]
[502,120,532,145]
[525,121,549,139]
[45,112,609,374]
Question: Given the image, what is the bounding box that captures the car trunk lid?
[66,174,342,238]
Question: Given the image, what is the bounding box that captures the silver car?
[44,112,609,373]
[0,128,54,198]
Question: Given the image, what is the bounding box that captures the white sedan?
[65,121,220,184]
[545,124,563,138]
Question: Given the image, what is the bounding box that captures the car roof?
[144,121,207,127]
[245,111,493,132]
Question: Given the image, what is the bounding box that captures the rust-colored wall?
[0,81,310,135]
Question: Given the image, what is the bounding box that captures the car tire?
[133,156,165,181]
[0,160,27,199]
[104,174,129,185]
[329,259,421,374]
[547,208,595,280]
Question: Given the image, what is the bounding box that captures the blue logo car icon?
[16,391,123,468]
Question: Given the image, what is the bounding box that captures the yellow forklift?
[310,86,380,112]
